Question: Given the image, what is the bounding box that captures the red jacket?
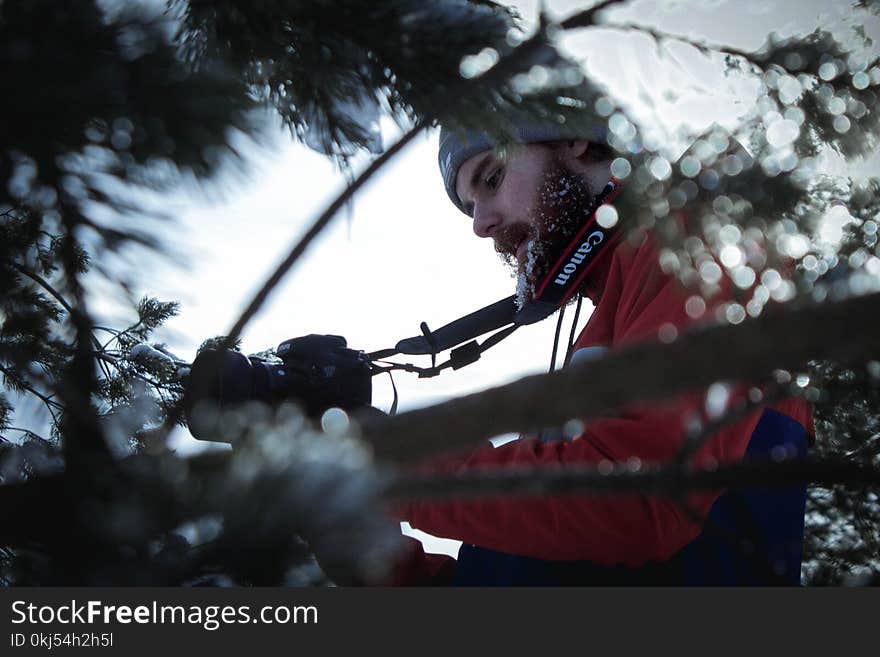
[392,234,812,583]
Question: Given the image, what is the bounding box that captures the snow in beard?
[510,162,598,309]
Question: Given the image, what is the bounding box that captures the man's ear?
[563,140,590,160]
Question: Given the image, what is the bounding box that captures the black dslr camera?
[184,334,373,441]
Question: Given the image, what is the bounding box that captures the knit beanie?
[438,117,607,214]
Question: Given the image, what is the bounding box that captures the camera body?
[184,334,372,440]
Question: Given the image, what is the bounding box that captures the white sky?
[13,0,877,558]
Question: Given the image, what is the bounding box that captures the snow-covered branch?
[386,456,880,502]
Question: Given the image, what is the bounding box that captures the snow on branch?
[387,456,880,503]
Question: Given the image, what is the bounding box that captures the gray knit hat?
[438,117,608,215]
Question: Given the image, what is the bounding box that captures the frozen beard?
[492,160,602,309]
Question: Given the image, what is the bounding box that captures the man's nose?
[472,203,502,238]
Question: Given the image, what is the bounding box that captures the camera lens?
[184,349,266,439]
[184,337,374,441]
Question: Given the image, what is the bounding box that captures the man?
[389,119,813,585]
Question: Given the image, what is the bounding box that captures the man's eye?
[485,168,503,190]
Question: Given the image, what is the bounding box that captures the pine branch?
[0,366,63,427]
[94,351,178,404]
[590,20,770,72]
[589,18,876,89]
[0,444,873,583]
[4,263,181,439]
[220,121,425,347]
[0,427,52,444]
[98,327,134,352]
[558,0,631,30]
[386,456,880,503]
[0,442,395,585]
[54,201,112,463]
[360,290,880,464]
[11,262,114,382]
[9,264,68,316]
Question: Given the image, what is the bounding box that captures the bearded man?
[389,119,813,586]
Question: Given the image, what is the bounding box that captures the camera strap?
[367,179,622,377]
